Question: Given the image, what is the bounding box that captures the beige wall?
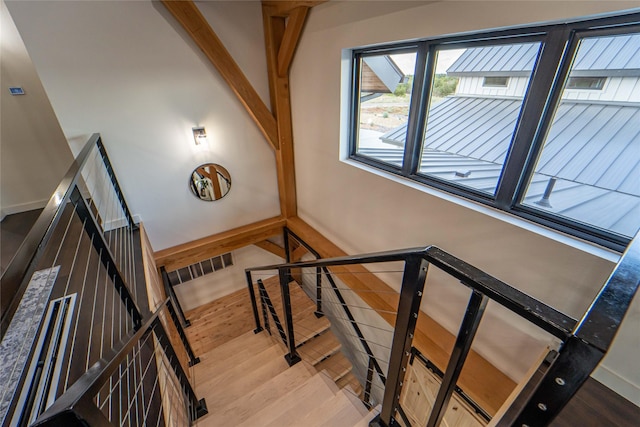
[291,1,640,404]
[5,0,280,250]
[0,1,73,219]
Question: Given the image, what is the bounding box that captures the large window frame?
[349,11,640,252]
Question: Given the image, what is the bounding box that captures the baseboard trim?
[593,365,640,407]
[0,199,49,221]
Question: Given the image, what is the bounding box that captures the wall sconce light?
[192,126,207,145]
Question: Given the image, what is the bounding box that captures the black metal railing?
[244,227,640,427]
[31,298,207,427]
[283,229,390,408]
[1,134,140,337]
[257,279,288,345]
[0,134,205,427]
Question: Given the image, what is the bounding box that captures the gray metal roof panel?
[447,34,640,75]
[359,146,640,237]
[362,56,405,93]
[380,96,640,196]
[447,43,539,75]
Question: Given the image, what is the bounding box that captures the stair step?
[197,344,289,411]
[354,404,382,427]
[209,361,318,426]
[243,372,339,427]
[261,278,317,317]
[315,351,352,382]
[341,385,370,417]
[194,330,272,372]
[293,313,331,346]
[299,389,368,427]
[337,371,364,397]
[298,331,341,365]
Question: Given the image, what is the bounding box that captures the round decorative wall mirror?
[189,163,231,201]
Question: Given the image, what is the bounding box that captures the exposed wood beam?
[155,216,285,271]
[254,240,286,259]
[161,0,279,150]
[291,244,309,262]
[285,216,516,416]
[263,4,302,218]
[262,1,326,16]
[277,7,309,77]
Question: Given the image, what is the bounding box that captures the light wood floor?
[184,287,256,356]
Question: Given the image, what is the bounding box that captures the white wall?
[291,1,640,404]
[173,244,283,312]
[5,0,280,250]
[0,1,73,219]
[456,76,530,98]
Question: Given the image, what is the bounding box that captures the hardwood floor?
[0,208,42,275]
[553,377,640,427]
[184,287,257,356]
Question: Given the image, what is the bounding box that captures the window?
[353,50,417,167]
[566,76,606,90]
[349,13,640,251]
[483,76,509,87]
[418,43,540,195]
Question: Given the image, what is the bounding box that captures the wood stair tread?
[241,372,339,427]
[196,344,289,410]
[298,331,342,365]
[337,371,364,397]
[314,351,352,382]
[299,389,367,427]
[260,278,317,316]
[207,361,318,426]
[293,313,331,346]
[194,330,272,370]
[354,404,382,427]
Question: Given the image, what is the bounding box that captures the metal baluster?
[377,255,428,427]
[245,271,263,333]
[427,290,488,427]
[314,266,323,317]
[65,233,94,391]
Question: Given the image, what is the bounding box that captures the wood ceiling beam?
[262,1,319,218]
[277,7,309,77]
[254,240,286,259]
[262,1,326,17]
[161,0,279,150]
[262,4,300,218]
[155,216,286,271]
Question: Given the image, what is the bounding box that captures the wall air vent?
[166,252,234,286]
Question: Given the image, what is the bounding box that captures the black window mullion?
[349,53,364,158]
[402,42,431,176]
[511,29,581,207]
[494,28,573,209]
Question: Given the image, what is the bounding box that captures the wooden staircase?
[190,330,378,426]
[185,278,376,426]
[259,276,363,397]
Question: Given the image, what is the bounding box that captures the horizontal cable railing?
[245,227,639,427]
